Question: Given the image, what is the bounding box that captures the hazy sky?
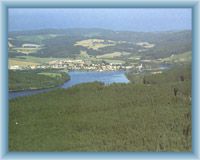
[8,8,192,32]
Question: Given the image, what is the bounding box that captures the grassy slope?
[9,56,62,66]
[162,51,192,63]
[9,66,191,151]
[126,64,191,85]
[9,59,40,67]
[9,69,70,91]
[11,47,42,55]
[9,29,192,59]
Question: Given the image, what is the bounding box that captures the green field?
[9,59,40,67]
[74,39,117,50]
[126,64,191,85]
[9,69,70,91]
[9,56,62,66]
[96,52,131,59]
[161,51,192,63]
[12,47,42,55]
[9,65,191,151]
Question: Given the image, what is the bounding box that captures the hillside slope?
[9,29,192,59]
[9,65,191,151]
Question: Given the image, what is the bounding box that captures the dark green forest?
[9,65,191,151]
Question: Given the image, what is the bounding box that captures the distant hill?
[8,28,192,59]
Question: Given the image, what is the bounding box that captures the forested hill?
[8,28,192,59]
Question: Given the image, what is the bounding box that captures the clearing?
[96,52,131,59]
[74,39,117,50]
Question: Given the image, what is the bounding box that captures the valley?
[8,28,192,152]
[8,29,192,72]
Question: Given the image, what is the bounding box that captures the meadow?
[9,56,63,67]
[9,69,70,91]
[162,51,192,63]
[96,52,131,59]
[11,47,42,55]
[74,39,117,50]
[9,65,191,151]
[9,59,39,67]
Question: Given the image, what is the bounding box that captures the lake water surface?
[9,71,129,99]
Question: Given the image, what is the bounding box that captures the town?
[9,58,134,71]
[9,58,170,74]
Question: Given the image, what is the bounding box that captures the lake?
[9,71,129,99]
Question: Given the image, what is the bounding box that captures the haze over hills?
[9,8,191,32]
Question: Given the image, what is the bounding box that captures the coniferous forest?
[9,65,191,151]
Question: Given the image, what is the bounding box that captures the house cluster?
[22,44,41,48]
[9,65,47,70]
[9,60,166,75]
[47,59,134,72]
[9,59,139,72]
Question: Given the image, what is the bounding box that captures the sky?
[8,8,192,32]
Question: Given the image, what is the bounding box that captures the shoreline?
[9,71,129,99]
[9,78,70,93]
[9,70,127,92]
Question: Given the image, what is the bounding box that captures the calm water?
[9,71,129,99]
